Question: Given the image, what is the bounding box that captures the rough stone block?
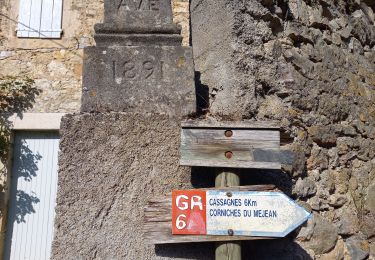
[298,213,338,255]
[81,45,196,116]
[345,236,370,260]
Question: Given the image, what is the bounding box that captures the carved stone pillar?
[81,0,196,117]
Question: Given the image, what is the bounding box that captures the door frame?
[0,113,65,258]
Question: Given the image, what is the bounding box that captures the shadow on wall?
[243,238,313,260]
[195,71,210,115]
[12,140,41,223]
[3,139,41,260]
[156,243,215,260]
[155,239,312,260]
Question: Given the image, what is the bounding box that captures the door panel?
[4,132,59,260]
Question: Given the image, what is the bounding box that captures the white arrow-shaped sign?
[172,190,312,237]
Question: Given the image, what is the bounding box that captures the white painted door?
[4,132,60,260]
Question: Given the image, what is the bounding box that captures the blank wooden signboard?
[180,121,281,170]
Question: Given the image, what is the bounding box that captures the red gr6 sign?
[172,190,206,235]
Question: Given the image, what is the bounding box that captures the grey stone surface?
[52,113,213,259]
[317,238,345,260]
[328,194,348,208]
[94,32,182,47]
[335,208,360,236]
[370,242,375,259]
[298,213,338,255]
[337,217,358,237]
[307,145,329,171]
[191,0,252,119]
[345,236,370,260]
[81,45,196,116]
[191,0,375,257]
[365,180,375,213]
[103,0,175,30]
[95,0,182,46]
[293,177,317,198]
[360,213,375,239]
[82,0,195,116]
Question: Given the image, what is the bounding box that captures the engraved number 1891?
[112,59,164,83]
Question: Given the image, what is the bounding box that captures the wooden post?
[215,169,242,260]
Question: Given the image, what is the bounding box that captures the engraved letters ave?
[117,0,160,11]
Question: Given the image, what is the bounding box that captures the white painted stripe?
[17,0,32,37]
[51,0,63,38]
[40,0,54,38]
[28,0,43,37]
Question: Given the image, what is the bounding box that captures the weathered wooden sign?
[143,185,311,244]
[172,189,311,238]
[180,121,281,169]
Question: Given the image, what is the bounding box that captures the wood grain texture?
[215,169,241,260]
[143,185,276,244]
[180,127,281,169]
[216,242,242,260]
[180,157,281,169]
[181,120,279,129]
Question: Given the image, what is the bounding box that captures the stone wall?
[192,0,375,259]
[0,0,101,113]
[0,0,190,113]
[0,0,190,258]
[3,0,375,259]
[52,113,214,260]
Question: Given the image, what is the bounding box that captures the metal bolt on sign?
[225,151,233,159]
[225,130,233,137]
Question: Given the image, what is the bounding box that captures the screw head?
[226,192,232,197]
[224,130,233,138]
[228,229,234,236]
[225,151,233,159]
